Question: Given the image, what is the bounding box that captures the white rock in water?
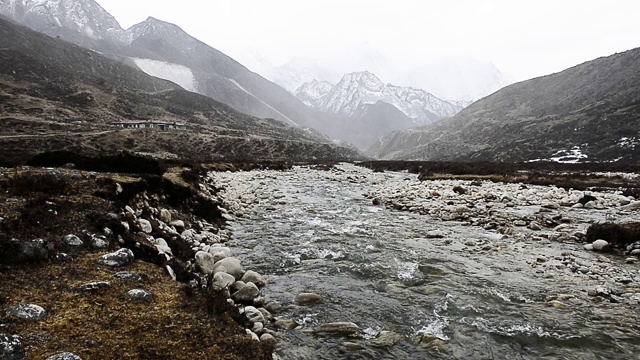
[592,239,609,251]
[584,244,594,251]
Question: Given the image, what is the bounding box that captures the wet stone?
[241,270,266,287]
[6,304,47,321]
[46,352,83,360]
[295,292,323,305]
[232,282,260,302]
[243,306,265,324]
[372,331,405,347]
[78,281,111,292]
[114,272,142,281]
[0,334,24,360]
[314,322,361,336]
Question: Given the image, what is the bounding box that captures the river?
[211,164,640,360]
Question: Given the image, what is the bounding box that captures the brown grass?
[0,253,269,359]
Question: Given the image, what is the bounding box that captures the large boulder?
[212,257,245,280]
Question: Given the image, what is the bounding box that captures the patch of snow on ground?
[132,58,197,92]
[618,137,638,149]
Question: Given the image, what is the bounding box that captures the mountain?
[0,0,333,132]
[296,71,462,124]
[400,55,515,104]
[368,48,640,164]
[0,17,362,164]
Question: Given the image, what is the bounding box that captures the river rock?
[212,257,245,279]
[194,251,215,274]
[341,342,365,351]
[260,333,277,346]
[210,247,232,262]
[584,244,594,251]
[6,304,47,321]
[78,281,111,292]
[372,331,405,347]
[212,272,236,289]
[159,209,172,223]
[46,352,83,360]
[243,306,265,323]
[233,282,260,302]
[126,289,153,301]
[592,239,609,251]
[0,334,24,360]
[138,219,153,233]
[425,230,445,239]
[241,271,266,287]
[295,292,323,305]
[63,234,83,246]
[97,248,134,267]
[314,322,361,336]
[275,318,298,330]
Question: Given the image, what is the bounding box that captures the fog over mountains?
[2,0,638,164]
[235,49,514,105]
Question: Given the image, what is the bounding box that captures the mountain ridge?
[368,48,640,164]
[295,71,462,124]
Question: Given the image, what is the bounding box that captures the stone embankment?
[0,167,275,360]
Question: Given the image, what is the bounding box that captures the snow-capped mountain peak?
[0,0,122,40]
[296,71,462,123]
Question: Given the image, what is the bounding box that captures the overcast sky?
[96,0,640,81]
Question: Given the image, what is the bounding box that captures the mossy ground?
[0,166,271,359]
[0,253,268,359]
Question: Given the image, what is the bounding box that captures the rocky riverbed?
[210,163,640,359]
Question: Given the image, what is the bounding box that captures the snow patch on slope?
[132,58,197,92]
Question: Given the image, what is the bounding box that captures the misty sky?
[96,0,640,81]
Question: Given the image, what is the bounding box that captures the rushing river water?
[213,164,640,360]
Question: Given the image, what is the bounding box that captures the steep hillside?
[0,1,334,132]
[369,48,640,164]
[0,18,362,164]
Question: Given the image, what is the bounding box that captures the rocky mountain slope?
[0,18,362,164]
[295,71,462,124]
[368,48,640,164]
[0,0,331,131]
